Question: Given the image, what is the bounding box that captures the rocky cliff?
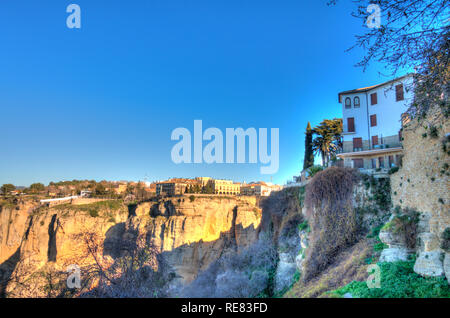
[0,196,261,297]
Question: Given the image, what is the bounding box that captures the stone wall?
[390,105,449,279]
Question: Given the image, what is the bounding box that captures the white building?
[337,74,414,170]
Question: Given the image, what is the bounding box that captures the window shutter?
[347,117,355,132]
[353,159,364,168]
[370,93,377,105]
[372,135,378,146]
[370,114,377,127]
[353,137,362,148]
[395,84,404,101]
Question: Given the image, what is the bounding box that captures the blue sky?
[0,0,393,186]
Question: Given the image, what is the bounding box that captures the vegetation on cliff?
[302,167,361,281]
[333,258,450,298]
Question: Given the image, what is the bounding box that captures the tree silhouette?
[303,122,315,171]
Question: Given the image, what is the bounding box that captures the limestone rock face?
[390,105,449,280]
[378,218,413,262]
[414,251,444,277]
[0,202,36,264]
[130,196,261,284]
[444,253,450,284]
[380,247,410,263]
[274,233,301,294]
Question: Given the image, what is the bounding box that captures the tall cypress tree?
[303,122,314,170]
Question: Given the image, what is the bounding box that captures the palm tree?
[312,119,343,166]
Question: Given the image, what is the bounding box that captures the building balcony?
[342,129,356,135]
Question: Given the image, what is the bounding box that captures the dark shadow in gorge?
[47,214,58,262]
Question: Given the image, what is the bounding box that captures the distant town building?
[155,181,187,196]
[113,183,128,194]
[195,177,212,187]
[240,182,282,196]
[337,74,413,170]
[154,177,280,197]
[210,179,240,195]
[80,190,92,198]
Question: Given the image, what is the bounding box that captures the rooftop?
[338,74,413,103]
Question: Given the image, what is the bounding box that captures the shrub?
[189,195,195,202]
[388,166,399,175]
[181,236,277,298]
[297,220,309,232]
[429,125,439,138]
[390,207,420,249]
[302,167,361,281]
[307,165,324,178]
[441,228,450,252]
[89,209,99,217]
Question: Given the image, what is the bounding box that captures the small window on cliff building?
[371,158,377,169]
[345,97,351,109]
[389,155,394,167]
[353,137,363,150]
[347,117,355,132]
[379,157,384,168]
[372,135,379,146]
[353,158,364,168]
[396,84,404,101]
[370,92,378,105]
[370,114,377,127]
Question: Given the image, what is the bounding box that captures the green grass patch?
[52,200,124,218]
[297,220,309,232]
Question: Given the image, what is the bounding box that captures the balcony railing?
[347,142,402,153]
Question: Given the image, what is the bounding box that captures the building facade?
[241,182,282,196]
[210,179,241,195]
[337,74,413,170]
[155,182,187,196]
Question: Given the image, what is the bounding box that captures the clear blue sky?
[0,0,392,186]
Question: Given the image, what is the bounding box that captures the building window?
[353,137,363,150]
[379,157,384,168]
[345,97,351,109]
[370,114,377,127]
[353,159,364,168]
[354,96,360,108]
[370,92,377,105]
[347,117,355,132]
[371,158,377,169]
[372,135,378,146]
[389,155,394,167]
[395,84,404,101]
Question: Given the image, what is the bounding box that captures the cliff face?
[390,105,449,279]
[130,196,261,287]
[0,196,261,297]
